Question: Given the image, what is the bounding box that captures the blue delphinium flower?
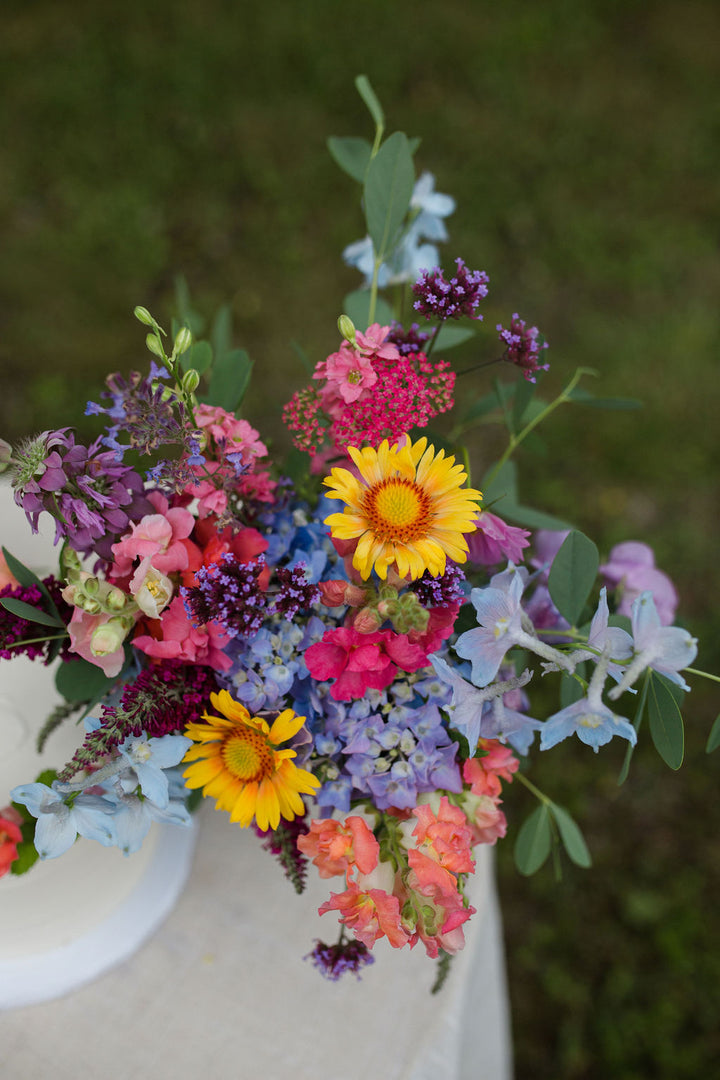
[117,732,192,809]
[10,782,117,859]
[455,568,573,688]
[608,590,698,700]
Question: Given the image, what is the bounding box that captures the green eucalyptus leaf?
[343,290,395,331]
[433,324,476,350]
[501,504,573,531]
[568,387,642,410]
[55,658,117,704]
[327,135,372,182]
[706,714,720,754]
[647,671,685,770]
[548,530,599,625]
[0,597,64,628]
[514,804,552,876]
[355,74,385,131]
[206,348,253,412]
[2,548,46,590]
[364,131,415,260]
[549,803,592,868]
[481,459,518,508]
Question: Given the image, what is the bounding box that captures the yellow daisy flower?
[323,435,482,581]
[182,690,320,831]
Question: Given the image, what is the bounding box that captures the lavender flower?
[411,563,466,607]
[10,429,150,560]
[183,553,268,639]
[412,258,489,321]
[497,314,549,383]
[272,564,320,620]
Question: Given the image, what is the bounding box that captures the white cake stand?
[0,484,196,1009]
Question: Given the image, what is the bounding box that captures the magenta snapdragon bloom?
[600,541,678,626]
[304,626,427,702]
[11,429,150,560]
[466,511,531,567]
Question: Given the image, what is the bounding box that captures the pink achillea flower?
[297,816,379,881]
[0,806,23,877]
[466,511,531,567]
[304,626,428,702]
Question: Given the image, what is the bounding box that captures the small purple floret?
[497,314,549,382]
[183,553,268,639]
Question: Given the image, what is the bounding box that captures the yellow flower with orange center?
[323,435,482,581]
[182,690,320,831]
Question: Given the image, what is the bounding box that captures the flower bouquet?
[1,77,714,987]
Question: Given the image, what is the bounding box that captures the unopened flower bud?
[181,368,200,394]
[337,314,357,345]
[145,333,165,358]
[353,607,382,634]
[377,598,399,620]
[133,305,155,326]
[82,577,100,598]
[174,326,193,356]
[106,586,128,611]
[90,616,129,657]
[79,598,102,616]
[319,580,350,607]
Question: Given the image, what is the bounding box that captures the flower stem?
[484,367,596,489]
[684,667,720,685]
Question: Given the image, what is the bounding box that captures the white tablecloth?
[3,804,513,1080]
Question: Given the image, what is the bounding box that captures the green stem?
[368,255,383,325]
[484,367,595,489]
[684,667,720,685]
[514,770,552,806]
[4,633,68,648]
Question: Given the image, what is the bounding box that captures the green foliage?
[363,131,415,260]
[327,136,372,183]
[206,347,254,412]
[515,804,552,875]
[647,672,685,771]
[343,289,394,331]
[55,656,118,704]
[548,530,600,626]
[706,714,720,754]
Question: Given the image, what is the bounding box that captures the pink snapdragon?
[297,816,379,881]
[131,595,232,671]
[111,491,195,578]
[318,880,410,949]
[67,607,130,677]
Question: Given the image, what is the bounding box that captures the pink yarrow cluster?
[282,323,455,463]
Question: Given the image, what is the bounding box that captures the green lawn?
[3,2,719,1074]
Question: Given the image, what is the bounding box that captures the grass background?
[2,1,719,1074]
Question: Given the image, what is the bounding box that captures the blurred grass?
[2,1,719,1075]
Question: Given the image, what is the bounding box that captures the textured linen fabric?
[3,805,513,1080]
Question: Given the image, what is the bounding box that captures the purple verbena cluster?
[386,321,436,356]
[272,565,321,620]
[411,563,466,607]
[305,938,375,981]
[497,314,549,383]
[183,553,268,639]
[412,258,489,321]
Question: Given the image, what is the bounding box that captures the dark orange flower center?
[362,477,432,543]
